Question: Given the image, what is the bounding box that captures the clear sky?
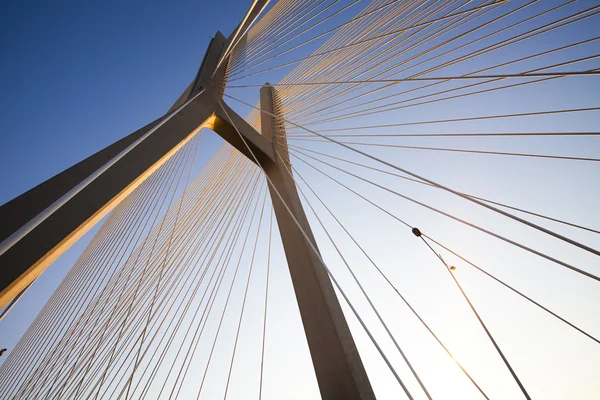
[0,1,599,399]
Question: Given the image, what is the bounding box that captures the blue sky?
[1,1,599,399]
[0,0,247,202]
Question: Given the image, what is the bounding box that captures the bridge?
[0,0,599,399]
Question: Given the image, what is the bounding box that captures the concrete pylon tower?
[0,2,375,398]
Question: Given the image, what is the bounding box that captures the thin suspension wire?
[224,189,269,399]
[48,139,200,399]
[86,153,256,399]
[231,0,355,73]
[285,152,491,399]
[3,144,245,396]
[422,234,600,345]
[288,132,600,138]
[280,0,505,120]
[259,207,273,400]
[417,233,531,399]
[281,0,589,117]
[228,0,406,76]
[14,141,195,400]
[284,142,600,346]
[228,70,600,87]
[276,149,436,398]
[127,165,261,400]
[135,161,258,400]
[285,142,600,236]
[109,157,257,399]
[287,138,600,162]
[218,99,416,399]
[0,152,179,398]
[26,145,237,398]
[224,93,600,270]
[285,145,600,283]
[284,3,598,124]
[164,171,261,400]
[124,131,203,399]
[196,178,266,399]
[229,0,507,81]
[290,107,600,132]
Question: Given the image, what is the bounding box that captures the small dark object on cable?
[412,227,422,237]
[0,348,6,357]
[450,266,457,271]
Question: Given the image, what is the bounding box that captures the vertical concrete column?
[260,84,375,400]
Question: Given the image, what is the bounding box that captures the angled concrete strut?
[0,5,375,398]
[0,32,271,307]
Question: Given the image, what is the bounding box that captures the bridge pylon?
[0,3,375,397]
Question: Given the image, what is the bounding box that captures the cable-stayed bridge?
[0,0,599,399]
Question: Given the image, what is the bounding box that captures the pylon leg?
[253,84,375,400]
